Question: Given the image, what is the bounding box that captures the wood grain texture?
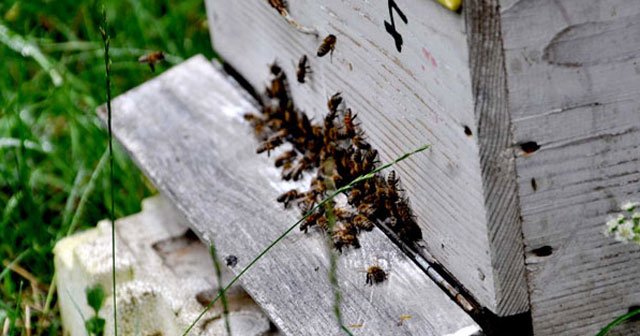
[464,0,529,316]
[205,0,529,315]
[500,0,640,334]
[97,56,480,335]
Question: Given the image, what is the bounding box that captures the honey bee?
[361,149,378,172]
[269,61,283,76]
[334,207,354,221]
[352,134,371,150]
[256,140,279,156]
[317,34,337,58]
[310,176,327,195]
[387,170,400,190]
[275,150,297,167]
[343,108,359,138]
[296,55,311,83]
[277,189,303,208]
[327,92,342,113]
[289,156,312,181]
[357,203,376,217]
[267,74,289,101]
[394,201,423,243]
[353,214,374,231]
[257,130,287,156]
[347,187,363,205]
[138,51,164,72]
[332,226,360,252]
[300,211,322,233]
[281,161,294,181]
[365,265,387,285]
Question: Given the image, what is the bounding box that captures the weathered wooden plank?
[205,0,529,316]
[98,55,480,335]
[500,0,640,334]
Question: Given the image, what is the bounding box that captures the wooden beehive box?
[203,0,640,334]
[101,0,640,335]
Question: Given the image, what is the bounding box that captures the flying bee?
[332,226,360,252]
[277,189,303,208]
[327,92,343,113]
[365,265,387,285]
[296,55,311,83]
[317,34,337,59]
[275,150,297,167]
[138,51,164,72]
[353,214,375,231]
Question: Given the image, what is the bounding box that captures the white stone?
[54,196,275,336]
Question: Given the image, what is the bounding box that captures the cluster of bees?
[244,33,421,283]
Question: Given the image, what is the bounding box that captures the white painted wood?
[500,0,640,334]
[98,56,480,335]
[205,0,529,316]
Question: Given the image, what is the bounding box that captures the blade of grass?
[596,309,640,336]
[0,250,31,281]
[182,144,430,335]
[323,200,352,335]
[99,6,118,336]
[209,244,232,336]
[0,21,63,86]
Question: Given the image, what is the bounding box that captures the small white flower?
[614,220,635,243]
[604,217,620,237]
[621,201,639,212]
[616,214,626,223]
[632,212,640,221]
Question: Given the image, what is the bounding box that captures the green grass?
[0,0,213,333]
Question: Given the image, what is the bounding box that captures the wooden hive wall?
[206,0,530,315]
[500,0,640,334]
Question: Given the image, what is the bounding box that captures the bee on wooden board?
[300,211,323,233]
[296,55,311,83]
[332,226,360,252]
[353,214,375,231]
[317,34,337,59]
[342,108,359,138]
[327,92,343,113]
[274,150,297,167]
[365,265,387,285]
[352,133,371,151]
[277,189,303,208]
[138,51,165,72]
